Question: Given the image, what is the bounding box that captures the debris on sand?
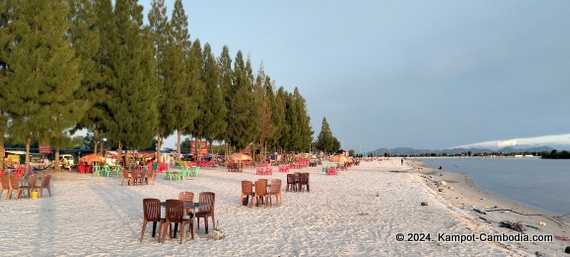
[499,221,527,233]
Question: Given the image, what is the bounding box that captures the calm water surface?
[416,157,570,217]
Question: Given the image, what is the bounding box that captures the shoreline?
[407,159,570,256]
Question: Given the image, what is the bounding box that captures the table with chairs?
[0,174,51,200]
[255,166,273,175]
[286,172,310,192]
[140,191,215,244]
[121,168,155,186]
[241,179,283,208]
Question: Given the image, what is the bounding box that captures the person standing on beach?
[401,158,404,165]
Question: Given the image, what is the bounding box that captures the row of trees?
[0,0,314,170]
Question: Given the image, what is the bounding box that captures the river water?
[415,157,570,218]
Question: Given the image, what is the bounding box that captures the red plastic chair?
[78,163,86,174]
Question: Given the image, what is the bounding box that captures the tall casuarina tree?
[108,0,158,165]
[167,0,195,161]
[148,0,170,157]
[226,51,256,151]
[182,39,204,159]
[199,43,227,154]
[2,0,87,171]
[0,0,13,170]
[293,87,313,152]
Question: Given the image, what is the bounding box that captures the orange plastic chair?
[240,181,254,206]
[0,176,11,199]
[267,179,282,206]
[7,176,27,199]
[34,174,52,197]
[253,180,268,207]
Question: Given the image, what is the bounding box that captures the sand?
[0,158,567,256]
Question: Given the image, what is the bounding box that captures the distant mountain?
[369,145,562,156]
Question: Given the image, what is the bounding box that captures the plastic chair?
[299,173,310,192]
[267,179,282,206]
[178,191,195,215]
[240,180,254,206]
[195,192,216,233]
[103,165,112,177]
[7,176,27,199]
[286,174,298,192]
[93,165,101,176]
[114,165,121,176]
[0,176,11,199]
[140,198,164,242]
[160,199,194,243]
[253,180,268,207]
[190,166,199,177]
[34,174,52,197]
[120,169,131,186]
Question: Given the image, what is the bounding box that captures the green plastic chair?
[190,166,199,177]
[103,165,112,177]
[93,165,101,176]
[114,165,121,176]
[176,168,187,180]
[164,170,174,180]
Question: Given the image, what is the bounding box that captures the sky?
[139,0,570,152]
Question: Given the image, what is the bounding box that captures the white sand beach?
[0,159,567,256]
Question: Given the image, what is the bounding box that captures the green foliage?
[3,0,88,168]
[107,0,158,151]
[200,43,227,143]
[541,149,570,159]
[315,117,339,154]
[225,51,256,151]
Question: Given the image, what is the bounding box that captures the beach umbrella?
[229,153,252,161]
[329,154,350,163]
[80,153,105,163]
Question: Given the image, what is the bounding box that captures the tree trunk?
[177,131,181,162]
[55,148,61,172]
[94,130,98,156]
[25,137,31,174]
[117,141,123,167]
[156,133,162,162]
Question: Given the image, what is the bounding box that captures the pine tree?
[254,65,274,160]
[76,0,117,156]
[3,0,86,170]
[276,87,290,152]
[108,0,158,165]
[182,38,204,158]
[0,0,14,170]
[149,0,172,157]
[293,87,313,152]
[167,0,195,160]
[200,43,227,152]
[316,117,337,154]
[226,51,256,151]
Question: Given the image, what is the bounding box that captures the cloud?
[452,134,570,149]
